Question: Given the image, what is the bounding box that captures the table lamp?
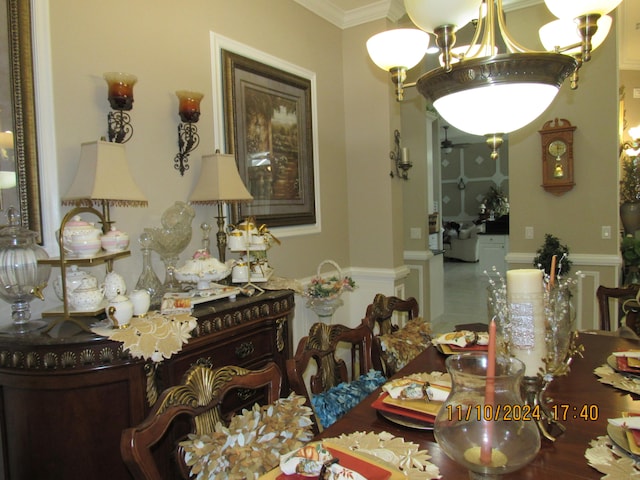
[62,139,148,232]
[189,151,253,261]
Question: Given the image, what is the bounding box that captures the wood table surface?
[316,331,640,479]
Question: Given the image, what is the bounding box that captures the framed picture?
[222,49,316,227]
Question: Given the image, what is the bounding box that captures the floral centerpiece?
[304,260,356,319]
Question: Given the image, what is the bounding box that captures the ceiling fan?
[441,125,471,153]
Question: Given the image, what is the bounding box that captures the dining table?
[315,331,640,479]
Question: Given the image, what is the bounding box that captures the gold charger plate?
[607,423,640,461]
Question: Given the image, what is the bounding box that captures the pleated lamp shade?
[62,140,147,207]
[189,152,253,204]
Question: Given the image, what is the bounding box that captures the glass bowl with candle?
[434,352,540,479]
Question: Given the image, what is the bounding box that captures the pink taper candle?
[481,318,497,465]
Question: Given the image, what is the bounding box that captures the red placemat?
[371,393,437,423]
[276,446,392,480]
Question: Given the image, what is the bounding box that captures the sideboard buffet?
[0,289,294,480]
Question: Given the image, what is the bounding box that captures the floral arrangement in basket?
[303,260,356,301]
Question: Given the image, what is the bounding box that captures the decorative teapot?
[100,225,129,253]
[62,216,102,258]
[103,270,127,301]
[53,265,97,301]
[68,277,104,311]
[106,292,134,328]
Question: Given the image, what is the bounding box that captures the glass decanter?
[0,207,51,333]
[434,352,540,479]
[135,232,163,309]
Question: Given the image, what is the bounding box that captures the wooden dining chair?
[363,293,420,335]
[362,293,431,375]
[121,362,282,480]
[596,284,640,332]
[286,321,384,433]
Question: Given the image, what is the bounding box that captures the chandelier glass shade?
[539,15,612,55]
[543,0,622,19]
[366,0,621,144]
[418,53,577,137]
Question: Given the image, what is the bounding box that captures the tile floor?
[431,260,495,334]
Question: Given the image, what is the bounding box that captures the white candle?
[401,147,410,165]
[506,269,546,376]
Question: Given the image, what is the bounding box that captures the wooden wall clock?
[539,118,576,196]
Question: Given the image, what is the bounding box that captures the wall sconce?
[623,125,640,157]
[458,178,466,190]
[174,90,203,176]
[104,72,137,143]
[389,129,412,180]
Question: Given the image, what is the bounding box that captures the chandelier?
[367,0,621,158]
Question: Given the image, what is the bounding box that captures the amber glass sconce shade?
[104,72,137,143]
[174,90,203,176]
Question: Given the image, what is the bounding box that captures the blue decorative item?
[311,370,386,428]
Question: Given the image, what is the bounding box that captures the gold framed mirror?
[1,0,42,241]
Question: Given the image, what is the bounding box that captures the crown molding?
[294,0,404,29]
[295,0,541,29]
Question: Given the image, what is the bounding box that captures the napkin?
[433,331,477,347]
[608,417,640,430]
[382,378,449,402]
[612,351,640,358]
[280,444,366,479]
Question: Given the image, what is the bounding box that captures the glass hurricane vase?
[434,353,540,479]
[144,201,195,294]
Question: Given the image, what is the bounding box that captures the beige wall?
[3,1,624,331]
[506,5,621,326]
[6,0,408,332]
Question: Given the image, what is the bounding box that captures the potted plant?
[533,233,573,277]
[620,154,640,235]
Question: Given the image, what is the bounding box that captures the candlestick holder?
[488,271,583,442]
[104,72,137,143]
[521,375,564,442]
[174,90,203,176]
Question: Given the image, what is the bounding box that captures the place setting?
[594,349,640,396]
[585,412,640,477]
[431,330,489,355]
[370,372,451,430]
[259,431,441,479]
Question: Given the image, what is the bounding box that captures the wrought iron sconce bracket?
[174,122,200,176]
[389,129,412,180]
[107,110,133,144]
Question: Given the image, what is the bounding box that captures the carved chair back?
[596,284,640,333]
[362,293,419,335]
[286,321,381,433]
[121,362,282,480]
